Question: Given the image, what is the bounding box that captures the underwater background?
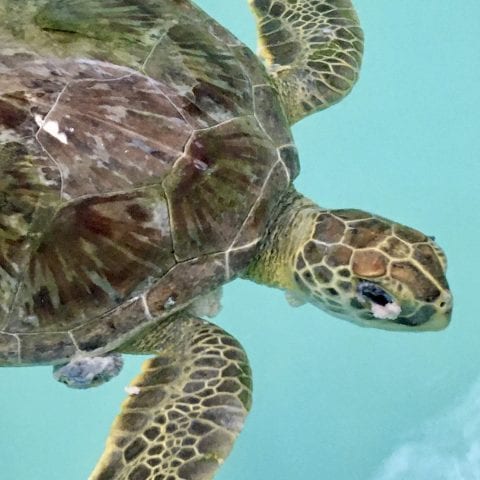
[1,1,479,479]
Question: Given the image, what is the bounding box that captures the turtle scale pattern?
[0,2,454,480]
[0,0,299,365]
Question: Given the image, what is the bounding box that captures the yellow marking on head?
[289,209,452,331]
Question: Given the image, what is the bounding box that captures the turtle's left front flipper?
[89,314,252,480]
[249,0,364,124]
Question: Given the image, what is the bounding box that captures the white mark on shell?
[164,296,176,310]
[22,315,40,328]
[128,138,157,155]
[193,158,208,171]
[34,114,44,127]
[35,114,68,144]
[144,203,170,232]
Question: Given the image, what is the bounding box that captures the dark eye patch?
[357,282,393,306]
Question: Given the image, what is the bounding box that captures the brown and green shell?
[0,0,299,365]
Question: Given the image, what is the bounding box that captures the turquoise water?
[1,1,479,479]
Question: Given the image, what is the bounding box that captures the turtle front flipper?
[90,313,252,480]
[249,0,364,124]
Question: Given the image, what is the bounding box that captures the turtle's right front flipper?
[249,0,364,124]
[90,313,252,480]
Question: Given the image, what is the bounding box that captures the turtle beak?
[428,290,453,331]
[429,307,453,331]
[397,290,453,331]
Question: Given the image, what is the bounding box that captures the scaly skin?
[249,0,364,124]
[245,189,452,331]
[0,1,452,480]
[90,313,252,480]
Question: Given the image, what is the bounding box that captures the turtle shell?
[0,0,299,365]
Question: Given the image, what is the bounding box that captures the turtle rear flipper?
[90,313,252,480]
[249,0,364,124]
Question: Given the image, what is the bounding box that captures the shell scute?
[163,116,278,261]
[0,138,60,325]
[0,96,29,129]
[144,26,253,129]
[229,160,290,253]
[19,331,76,365]
[7,187,175,334]
[0,333,18,365]
[253,84,292,146]
[34,67,192,199]
[71,297,148,353]
[0,0,294,363]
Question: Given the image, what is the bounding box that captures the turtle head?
[291,209,452,331]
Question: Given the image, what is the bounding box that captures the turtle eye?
[357,281,393,306]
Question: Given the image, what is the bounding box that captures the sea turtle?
[0,0,452,478]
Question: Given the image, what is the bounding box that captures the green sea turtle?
[0,0,452,478]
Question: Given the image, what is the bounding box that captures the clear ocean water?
[1,1,479,479]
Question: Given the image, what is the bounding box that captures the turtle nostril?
[438,290,453,312]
